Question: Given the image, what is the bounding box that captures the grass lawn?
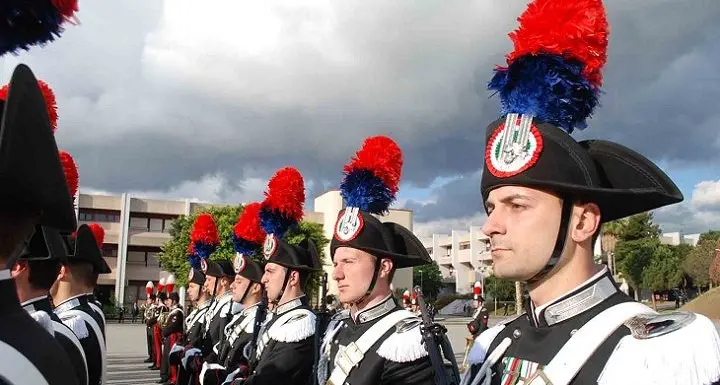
[680,287,720,320]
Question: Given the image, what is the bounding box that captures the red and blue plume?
[0,0,79,56]
[488,0,609,134]
[233,202,266,256]
[260,167,305,238]
[0,80,59,132]
[340,136,403,215]
[188,213,219,269]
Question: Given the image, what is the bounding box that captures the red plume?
[157,278,166,294]
[88,224,105,249]
[505,0,609,87]
[343,136,403,196]
[58,151,79,199]
[190,213,220,246]
[0,80,59,132]
[165,274,176,293]
[51,0,79,20]
[145,281,154,295]
[262,167,306,223]
[233,202,266,245]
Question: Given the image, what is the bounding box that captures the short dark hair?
[297,269,311,290]
[27,259,61,291]
[67,261,96,288]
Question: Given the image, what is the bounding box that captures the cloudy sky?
[6,0,720,236]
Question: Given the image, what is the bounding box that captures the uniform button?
[570,329,578,336]
[512,329,522,339]
[334,340,338,344]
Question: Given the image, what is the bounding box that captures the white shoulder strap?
[328,309,416,385]
[526,301,654,385]
[0,340,50,385]
[53,321,89,385]
[88,302,106,327]
[62,309,108,385]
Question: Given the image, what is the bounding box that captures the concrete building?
[661,232,701,246]
[422,227,604,295]
[81,190,412,307]
[420,227,493,295]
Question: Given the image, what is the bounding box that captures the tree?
[699,230,720,244]
[601,219,626,275]
[158,205,329,300]
[640,243,683,310]
[515,281,524,315]
[683,238,717,289]
[484,275,515,302]
[618,213,660,242]
[412,262,443,300]
[614,238,658,300]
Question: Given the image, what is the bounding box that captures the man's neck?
[278,288,304,307]
[243,295,262,308]
[350,289,392,320]
[53,282,90,305]
[18,286,47,304]
[528,254,602,308]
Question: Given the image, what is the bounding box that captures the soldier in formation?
[462,0,720,384]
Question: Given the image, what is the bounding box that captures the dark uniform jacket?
[465,267,720,385]
[243,296,315,385]
[0,274,81,385]
[217,303,259,369]
[318,295,434,385]
[55,294,106,385]
[23,296,89,385]
[467,306,490,338]
[84,293,105,339]
[202,292,233,358]
[162,306,185,337]
[186,300,211,348]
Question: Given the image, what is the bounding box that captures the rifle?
[311,273,331,385]
[414,286,461,385]
[243,286,268,371]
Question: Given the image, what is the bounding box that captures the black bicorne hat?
[233,253,265,283]
[480,115,682,222]
[65,224,108,274]
[169,292,180,302]
[158,292,167,301]
[263,235,323,272]
[16,225,69,263]
[330,208,431,268]
[0,64,76,232]
[188,268,206,286]
[202,259,236,278]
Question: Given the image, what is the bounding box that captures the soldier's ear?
[10,260,27,279]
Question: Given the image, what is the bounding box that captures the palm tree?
[601,220,625,275]
[515,281,524,315]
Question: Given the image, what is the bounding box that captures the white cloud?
[691,179,720,210]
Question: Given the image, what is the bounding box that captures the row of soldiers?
[133,134,447,385]
[0,64,108,385]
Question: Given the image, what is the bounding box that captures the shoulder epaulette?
[598,311,720,385]
[268,309,316,343]
[28,310,54,336]
[60,314,89,339]
[376,316,429,363]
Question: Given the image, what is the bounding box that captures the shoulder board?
[28,310,55,336]
[598,311,720,385]
[331,309,350,322]
[466,313,524,365]
[268,309,316,343]
[60,314,89,339]
[376,316,429,363]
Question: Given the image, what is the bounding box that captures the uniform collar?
[274,295,306,315]
[241,302,260,317]
[21,295,52,313]
[354,293,396,324]
[196,299,212,310]
[530,266,618,327]
[54,293,88,314]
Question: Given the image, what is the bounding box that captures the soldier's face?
[261,262,287,301]
[203,275,217,295]
[482,186,562,281]
[187,282,200,301]
[231,275,251,303]
[332,247,378,304]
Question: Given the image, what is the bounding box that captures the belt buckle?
[335,342,363,375]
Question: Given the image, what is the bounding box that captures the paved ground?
[106,316,720,384]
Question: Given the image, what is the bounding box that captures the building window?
[163,219,174,232]
[129,217,149,230]
[78,209,121,223]
[459,242,470,250]
[127,251,146,264]
[149,218,164,232]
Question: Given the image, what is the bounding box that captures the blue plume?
[0,1,64,56]
[488,54,600,134]
[340,169,394,214]
[232,233,262,256]
[188,254,201,270]
[259,207,296,238]
[193,242,216,260]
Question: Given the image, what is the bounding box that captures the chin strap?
[270,268,293,307]
[348,256,382,308]
[526,199,573,284]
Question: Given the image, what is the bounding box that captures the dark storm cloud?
[9,0,719,231]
